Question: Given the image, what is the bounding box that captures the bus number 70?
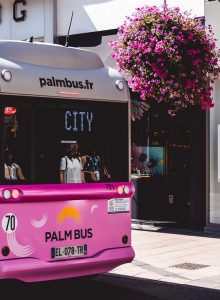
[2,214,17,233]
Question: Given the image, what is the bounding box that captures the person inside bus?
[59,141,85,184]
[82,147,111,183]
[4,150,26,183]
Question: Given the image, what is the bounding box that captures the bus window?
[1,99,128,185]
[3,105,31,184]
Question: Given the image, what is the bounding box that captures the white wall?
[57,0,204,36]
[209,80,220,224]
[205,1,220,49]
[205,0,220,224]
[0,0,54,42]
[0,0,205,41]
[72,0,204,67]
[0,0,204,42]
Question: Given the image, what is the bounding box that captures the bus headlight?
[123,186,130,194]
[12,189,20,199]
[117,186,124,195]
[1,70,12,81]
[2,189,21,200]
[3,189,11,199]
[117,185,130,195]
[115,80,124,90]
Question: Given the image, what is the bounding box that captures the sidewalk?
[110,224,220,290]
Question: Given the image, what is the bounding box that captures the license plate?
[51,244,87,259]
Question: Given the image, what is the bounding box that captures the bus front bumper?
[0,246,135,282]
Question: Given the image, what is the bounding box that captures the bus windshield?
[2,97,128,185]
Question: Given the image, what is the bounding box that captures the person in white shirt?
[59,142,84,184]
[4,151,25,183]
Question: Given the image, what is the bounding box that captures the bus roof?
[0,40,129,102]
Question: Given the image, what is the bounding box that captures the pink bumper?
[0,247,135,282]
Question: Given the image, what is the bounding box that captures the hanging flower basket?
[110,5,220,117]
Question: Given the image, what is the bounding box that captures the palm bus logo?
[56,207,81,224]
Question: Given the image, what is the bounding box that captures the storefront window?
[131,98,192,223]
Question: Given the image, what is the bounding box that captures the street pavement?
[110,223,220,290]
[2,223,220,299]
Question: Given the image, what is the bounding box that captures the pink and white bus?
[0,40,135,282]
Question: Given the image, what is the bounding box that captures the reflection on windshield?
[2,99,128,184]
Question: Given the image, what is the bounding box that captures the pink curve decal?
[91,204,98,214]
[31,214,48,228]
[7,231,34,257]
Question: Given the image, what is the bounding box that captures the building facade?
[1,0,218,230]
